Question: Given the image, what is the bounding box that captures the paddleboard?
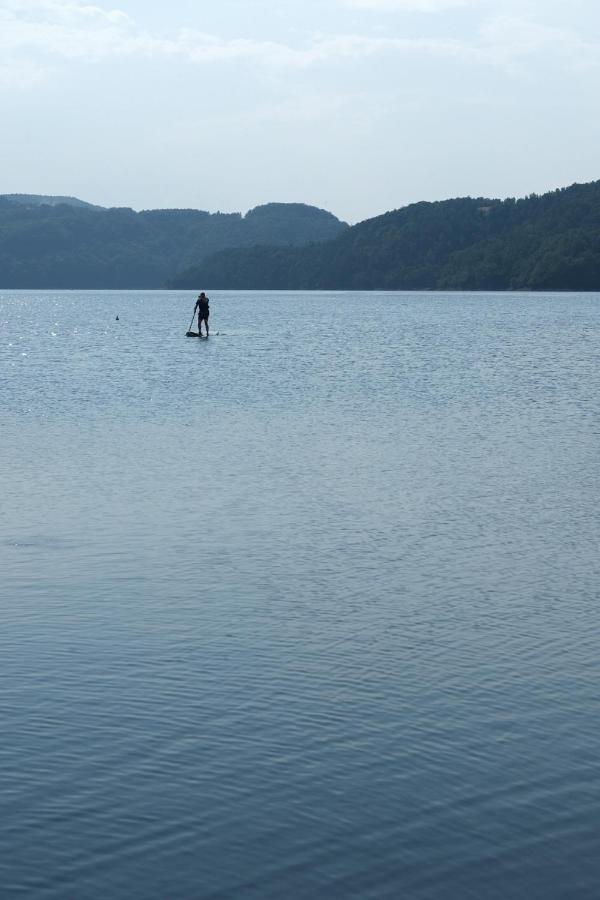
[186,332,208,338]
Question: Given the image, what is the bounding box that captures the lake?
[2,290,600,899]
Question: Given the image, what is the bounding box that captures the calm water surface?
[1,290,600,899]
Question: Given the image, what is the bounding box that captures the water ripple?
[1,290,600,898]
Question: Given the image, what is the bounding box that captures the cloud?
[0,2,475,69]
[2,0,130,24]
[343,0,472,10]
[0,0,598,88]
[476,15,599,71]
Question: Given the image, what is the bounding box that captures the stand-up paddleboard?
[186,332,218,338]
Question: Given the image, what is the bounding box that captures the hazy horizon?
[2,0,600,223]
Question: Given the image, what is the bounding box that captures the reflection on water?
[1,290,600,899]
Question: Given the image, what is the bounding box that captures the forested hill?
[0,199,347,288]
[169,181,600,291]
[0,194,102,210]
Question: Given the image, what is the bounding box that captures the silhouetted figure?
[116,315,119,321]
[194,292,210,337]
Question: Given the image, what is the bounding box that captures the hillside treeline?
[0,198,346,288]
[170,181,600,291]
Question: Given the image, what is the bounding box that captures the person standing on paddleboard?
[194,292,210,337]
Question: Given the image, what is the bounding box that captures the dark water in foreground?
[2,290,600,899]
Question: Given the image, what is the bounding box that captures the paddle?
[186,309,196,337]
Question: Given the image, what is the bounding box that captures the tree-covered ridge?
[0,194,102,210]
[170,181,600,291]
[0,199,347,288]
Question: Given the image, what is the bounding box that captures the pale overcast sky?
[1,0,599,222]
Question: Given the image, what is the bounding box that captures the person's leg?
[198,311,203,336]
[205,315,209,336]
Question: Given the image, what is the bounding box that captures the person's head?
[199,292,205,298]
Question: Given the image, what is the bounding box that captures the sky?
[1,0,600,223]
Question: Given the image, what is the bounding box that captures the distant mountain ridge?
[0,194,103,210]
[170,181,600,292]
[0,199,347,288]
[4,182,600,291]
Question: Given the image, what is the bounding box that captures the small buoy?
[116,315,119,321]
